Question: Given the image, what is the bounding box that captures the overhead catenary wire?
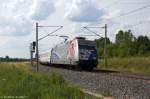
[38,25,63,28]
[78,24,106,37]
[77,1,150,41]
[38,26,63,41]
[123,20,150,29]
[83,27,103,37]
[118,1,150,5]
[39,35,68,53]
[117,4,150,18]
[85,2,150,28]
[33,23,63,72]
[79,35,101,37]
[78,0,120,34]
[100,0,119,10]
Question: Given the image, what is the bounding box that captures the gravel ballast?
[33,65,150,99]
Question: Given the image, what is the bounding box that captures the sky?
[0,0,150,58]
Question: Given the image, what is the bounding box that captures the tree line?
[0,56,29,62]
[95,30,150,58]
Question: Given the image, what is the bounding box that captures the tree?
[115,30,136,57]
[116,30,124,44]
[5,56,9,59]
[136,36,150,55]
[95,30,150,58]
[95,37,111,48]
[107,43,118,57]
[5,56,10,61]
[95,37,111,58]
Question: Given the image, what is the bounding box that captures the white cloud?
[31,0,55,20]
[0,0,150,58]
[103,10,121,20]
[0,19,32,36]
[147,18,150,21]
[0,0,56,37]
[65,0,104,22]
[0,36,31,58]
[0,36,11,47]
[0,26,16,36]
[0,48,29,58]
[0,0,33,36]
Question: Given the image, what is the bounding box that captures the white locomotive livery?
[39,37,98,70]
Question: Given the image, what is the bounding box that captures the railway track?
[85,69,150,82]
[110,73,150,82]
[32,64,150,99]
[45,64,150,82]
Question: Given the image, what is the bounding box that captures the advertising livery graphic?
[79,45,97,60]
[51,52,59,59]
[68,40,76,59]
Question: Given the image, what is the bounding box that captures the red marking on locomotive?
[68,40,76,58]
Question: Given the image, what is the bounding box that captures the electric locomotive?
[40,37,98,70]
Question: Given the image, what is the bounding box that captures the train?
[39,37,98,70]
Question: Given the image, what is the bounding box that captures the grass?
[0,62,84,99]
[98,57,150,75]
[1,58,148,98]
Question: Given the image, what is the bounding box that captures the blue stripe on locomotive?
[51,52,59,59]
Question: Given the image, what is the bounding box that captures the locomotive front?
[78,38,98,70]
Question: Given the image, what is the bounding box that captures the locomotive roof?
[78,39,96,46]
[75,37,86,40]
